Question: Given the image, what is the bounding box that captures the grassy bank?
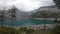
[0,25,60,34]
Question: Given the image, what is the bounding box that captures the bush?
[0,27,19,34]
[50,25,60,34]
[0,27,36,34]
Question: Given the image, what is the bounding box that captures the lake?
[0,18,54,26]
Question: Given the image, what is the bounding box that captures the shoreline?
[33,18,60,21]
[0,24,56,29]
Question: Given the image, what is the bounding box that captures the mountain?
[30,5,60,18]
[32,5,60,12]
[0,9,31,20]
[16,10,30,19]
[1,5,60,19]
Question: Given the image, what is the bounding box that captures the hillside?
[30,5,60,18]
[0,9,31,20]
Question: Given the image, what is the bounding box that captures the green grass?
[0,26,60,34]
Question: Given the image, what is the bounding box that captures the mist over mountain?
[15,5,60,18]
[16,10,30,19]
[0,8,31,20]
[0,5,60,19]
[30,5,60,18]
[32,5,59,12]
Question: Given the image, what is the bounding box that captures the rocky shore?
[34,18,60,21]
[1,24,56,30]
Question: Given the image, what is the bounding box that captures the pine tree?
[53,0,60,9]
[8,5,17,27]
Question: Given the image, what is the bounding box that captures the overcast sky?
[0,0,55,11]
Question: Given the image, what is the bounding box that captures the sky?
[0,0,55,12]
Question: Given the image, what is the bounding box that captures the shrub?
[50,25,60,34]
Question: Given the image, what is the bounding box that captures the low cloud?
[0,0,55,11]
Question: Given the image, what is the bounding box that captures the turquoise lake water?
[0,19,53,26]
